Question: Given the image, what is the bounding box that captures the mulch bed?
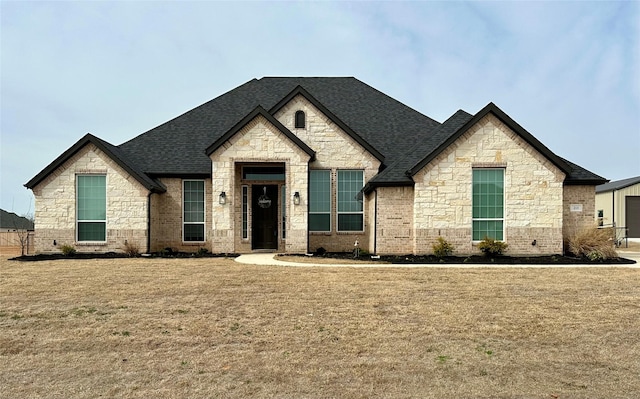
[9,252,239,262]
[297,252,637,265]
[10,252,636,264]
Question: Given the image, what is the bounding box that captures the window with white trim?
[77,175,106,242]
[472,168,504,241]
[282,185,286,239]
[337,170,364,232]
[309,170,331,232]
[242,185,249,239]
[183,180,205,242]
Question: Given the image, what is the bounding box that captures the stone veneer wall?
[413,114,566,256]
[373,186,414,254]
[31,144,149,254]
[275,95,381,253]
[563,185,597,249]
[149,178,213,253]
[209,115,312,253]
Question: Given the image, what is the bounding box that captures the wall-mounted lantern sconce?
[53,240,57,246]
[293,191,301,205]
[219,191,226,205]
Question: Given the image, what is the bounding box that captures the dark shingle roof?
[26,77,606,190]
[118,77,441,176]
[366,109,474,189]
[0,209,34,230]
[596,176,640,193]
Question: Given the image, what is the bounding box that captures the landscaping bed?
[289,252,637,265]
[10,251,239,262]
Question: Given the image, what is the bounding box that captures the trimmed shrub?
[432,237,454,258]
[60,244,76,256]
[477,237,508,256]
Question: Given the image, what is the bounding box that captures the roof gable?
[205,106,316,160]
[269,85,384,162]
[25,133,166,193]
[407,103,573,177]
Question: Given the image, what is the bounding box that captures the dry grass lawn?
[1,256,639,398]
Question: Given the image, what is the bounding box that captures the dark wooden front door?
[252,185,278,250]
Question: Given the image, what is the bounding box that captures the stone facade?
[31,144,149,254]
[204,95,382,254]
[29,103,599,257]
[209,114,312,253]
[274,95,381,253]
[412,115,566,255]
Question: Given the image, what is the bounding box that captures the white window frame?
[183,179,206,243]
[242,185,249,240]
[76,174,107,243]
[337,170,364,232]
[309,169,332,232]
[471,168,505,241]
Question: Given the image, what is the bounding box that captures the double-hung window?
[337,170,364,232]
[309,170,331,232]
[472,169,504,240]
[183,180,205,242]
[77,175,106,242]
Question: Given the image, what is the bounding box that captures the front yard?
[1,257,639,398]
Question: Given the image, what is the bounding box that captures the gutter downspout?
[306,166,310,254]
[147,192,152,254]
[373,189,378,254]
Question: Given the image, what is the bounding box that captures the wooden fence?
[0,231,35,257]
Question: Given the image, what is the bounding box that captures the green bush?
[432,237,454,258]
[477,237,508,256]
[60,244,76,256]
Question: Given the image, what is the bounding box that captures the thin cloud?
[1,1,638,212]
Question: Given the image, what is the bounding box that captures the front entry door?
[252,185,278,250]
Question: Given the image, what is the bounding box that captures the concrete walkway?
[235,252,640,268]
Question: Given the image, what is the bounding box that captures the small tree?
[9,209,34,256]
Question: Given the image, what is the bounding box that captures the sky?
[1,0,639,217]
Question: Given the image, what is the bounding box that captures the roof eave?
[205,105,316,161]
[363,180,414,194]
[407,103,573,177]
[24,133,166,193]
[566,178,609,186]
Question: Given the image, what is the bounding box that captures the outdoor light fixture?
[293,191,301,205]
[219,191,226,205]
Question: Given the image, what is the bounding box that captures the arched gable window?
[295,110,306,129]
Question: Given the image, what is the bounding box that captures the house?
[0,209,34,256]
[596,176,640,239]
[0,209,34,232]
[25,77,606,256]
